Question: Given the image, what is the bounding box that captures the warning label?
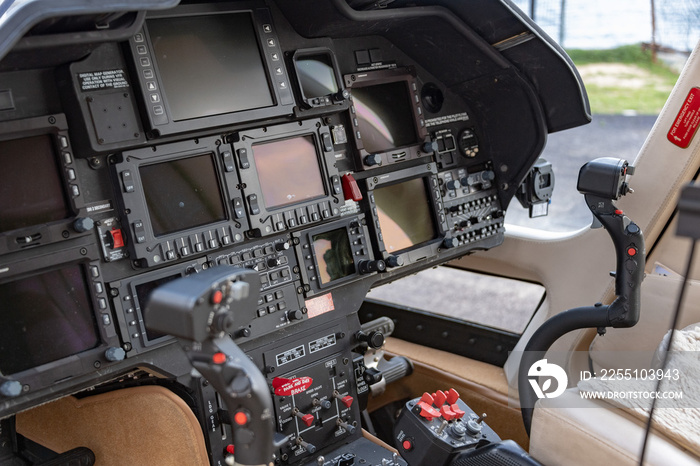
[78,69,129,92]
[305,293,335,318]
[668,87,700,148]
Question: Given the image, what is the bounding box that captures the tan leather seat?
[530,388,700,466]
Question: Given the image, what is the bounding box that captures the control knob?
[442,237,459,249]
[73,217,94,233]
[386,255,404,268]
[422,139,438,154]
[0,380,22,398]
[104,347,126,362]
[364,154,382,166]
[356,330,384,349]
[358,259,386,274]
[446,180,461,191]
[286,309,304,321]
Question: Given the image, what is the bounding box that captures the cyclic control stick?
[518,157,645,434]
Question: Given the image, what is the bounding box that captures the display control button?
[237,148,250,169]
[232,197,245,219]
[221,150,234,172]
[121,170,135,193]
[247,194,260,215]
[133,220,146,243]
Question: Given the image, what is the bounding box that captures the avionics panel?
[344,67,429,170]
[294,215,375,297]
[128,1,294,137]
[112,135,249,267]
[0,243,120,392]
[0,115,88,255]
[233,119,344,237]
[365,165,449,267]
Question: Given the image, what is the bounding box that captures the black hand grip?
[192,338,274,466]
[585,194,645,327]
[380,356,414,385]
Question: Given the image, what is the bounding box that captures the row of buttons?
[256,289,287,317]
[131,222,243,262]
[260,21,293,105]
[133,32,167,124]
[89,263,111,328]
[58,133,80,198]
[454,222,503,245]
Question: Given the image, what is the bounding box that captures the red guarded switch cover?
[109,228,125,248]
[433,390,447,407]
[417,401,440,421]
[450,403,465,419]
[446,388,460,405]
[341,173,363,201]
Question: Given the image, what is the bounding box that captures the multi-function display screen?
[312,228,355,284]
[295,53,339,99]
[0,134,69,234]
[352,81,417,153]
[374,177,436,253]
[252,136,326,209]
[0,265,100,375]
[140,154,226,237]
[135,274,180,341]
[147,13,274,121]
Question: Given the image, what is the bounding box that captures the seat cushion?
[16,385,210,466]
[530,388,699,466]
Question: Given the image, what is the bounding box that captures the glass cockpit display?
[0,134,69,234]
[352,81,417,153]
[140,154,226,237]
[0,265,99,375]
[252,135,326,210]
[147,13,274,122]
[295,52,339,102]
[374,177,437,253]
[312,228,355,284]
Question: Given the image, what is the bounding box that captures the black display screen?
[0,265,100,375]
[148,13,274,121]
[253,136,325,209]
[312,228,355,284]
[135,274,180,341]
[295,53,338,99]
[352,81,417,153]
[0,134,69,234]
[374,177,436,253]
[140,154,226,237]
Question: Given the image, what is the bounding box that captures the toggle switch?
[293,408,315,427]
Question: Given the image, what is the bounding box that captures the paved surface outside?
[369,115,658,333]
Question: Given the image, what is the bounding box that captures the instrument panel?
[0,0,588,464]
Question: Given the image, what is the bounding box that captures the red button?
[402,439,413,451]
[211,290,223,304]
[212,352,226,364]
[225,445,235,455]
[627,247,637,257]
[615,209,624,215]
[234,411,249,426]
